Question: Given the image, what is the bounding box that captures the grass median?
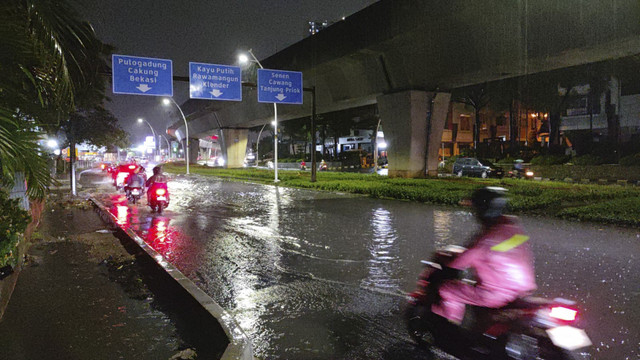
[164,163,640,227]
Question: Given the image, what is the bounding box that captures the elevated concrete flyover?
[171,0,640,175]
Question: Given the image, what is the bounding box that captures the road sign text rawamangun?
[189,62,241,101]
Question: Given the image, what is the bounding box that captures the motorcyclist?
[125,166,146,191]
[514,159,524,171]
[145,165,168,202]
[431,186,537,324]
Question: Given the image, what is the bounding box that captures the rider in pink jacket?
[431,187,537,324]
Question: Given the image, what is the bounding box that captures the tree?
[323,116,353,160]
[521,65,609,151]
[456,83,490,151]
[61,105,130,152]
[0,0,113,198]
[281,119,310,159]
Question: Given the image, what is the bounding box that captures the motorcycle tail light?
[550,306,577,321]
[128,165,136,169]
[156,188,166,196]
[526,171,534,177]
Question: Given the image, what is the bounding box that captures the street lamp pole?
[163,97,189,175]
[243,49,279,182]
[138,118,157,159]
[161,134,171,159]
[255,122,267,166]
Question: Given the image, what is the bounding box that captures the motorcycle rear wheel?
[504,333,539,360]
[405,304,436,348]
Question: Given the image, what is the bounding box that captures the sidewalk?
[0,194,220,359]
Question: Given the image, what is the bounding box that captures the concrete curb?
[90,197,254,360]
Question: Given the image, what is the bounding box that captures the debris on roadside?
[169,348,197,360]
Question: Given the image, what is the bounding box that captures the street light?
[161,134,171,159]
[163,97,189,175]
[137,118,157,159]
[239,49,280,182]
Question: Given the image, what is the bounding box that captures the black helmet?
[153,165,162,175]
[472,186,508,221]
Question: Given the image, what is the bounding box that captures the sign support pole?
[274,103,279,182]
[311,86,317,182]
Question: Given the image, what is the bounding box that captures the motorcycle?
[148,183,169,213]
[319,163,328,171]
[125,186,143,204]
[508,168,535,180]
[405,245,592,359]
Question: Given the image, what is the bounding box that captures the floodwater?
[97,174,640,359]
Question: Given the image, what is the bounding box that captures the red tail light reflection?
[550,306,578,321]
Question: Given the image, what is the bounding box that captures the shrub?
[619,153,640,166]
[0,189,31,267]
[572,154,605,165]
[530,154,569,165]
[441,155,460,173]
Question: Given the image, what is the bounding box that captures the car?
[112,163,146,189]
[99,162,112,172]
[452,157,504,178]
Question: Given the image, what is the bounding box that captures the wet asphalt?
[95,170,639,360]
[0,172,228,360]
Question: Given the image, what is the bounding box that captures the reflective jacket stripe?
[491,234,530,252]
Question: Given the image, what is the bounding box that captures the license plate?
[546,326,592,351]
[157,196,166,201]
[132,189,140,195]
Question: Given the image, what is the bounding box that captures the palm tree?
[0,0,110,198]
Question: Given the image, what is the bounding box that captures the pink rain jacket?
[432,216,537,323]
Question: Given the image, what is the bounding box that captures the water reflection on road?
[98,176,639,360]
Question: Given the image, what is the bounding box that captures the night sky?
[73,0,378,146]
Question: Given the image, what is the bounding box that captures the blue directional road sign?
[257,69,303,104]
[112,54,173,96]
[189,62,242,101]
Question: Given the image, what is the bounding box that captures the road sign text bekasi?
[112,54,173,96]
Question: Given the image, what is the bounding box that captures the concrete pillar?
[187,138,199,164]
[377,90,451,178]
[222,128,249,168]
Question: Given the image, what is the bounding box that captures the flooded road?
[96,174,640,359]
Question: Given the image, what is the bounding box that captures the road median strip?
[164,164,640,227]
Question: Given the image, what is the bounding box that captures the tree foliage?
[0,0,121,198]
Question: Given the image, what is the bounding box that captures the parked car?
[452,158,504,178]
